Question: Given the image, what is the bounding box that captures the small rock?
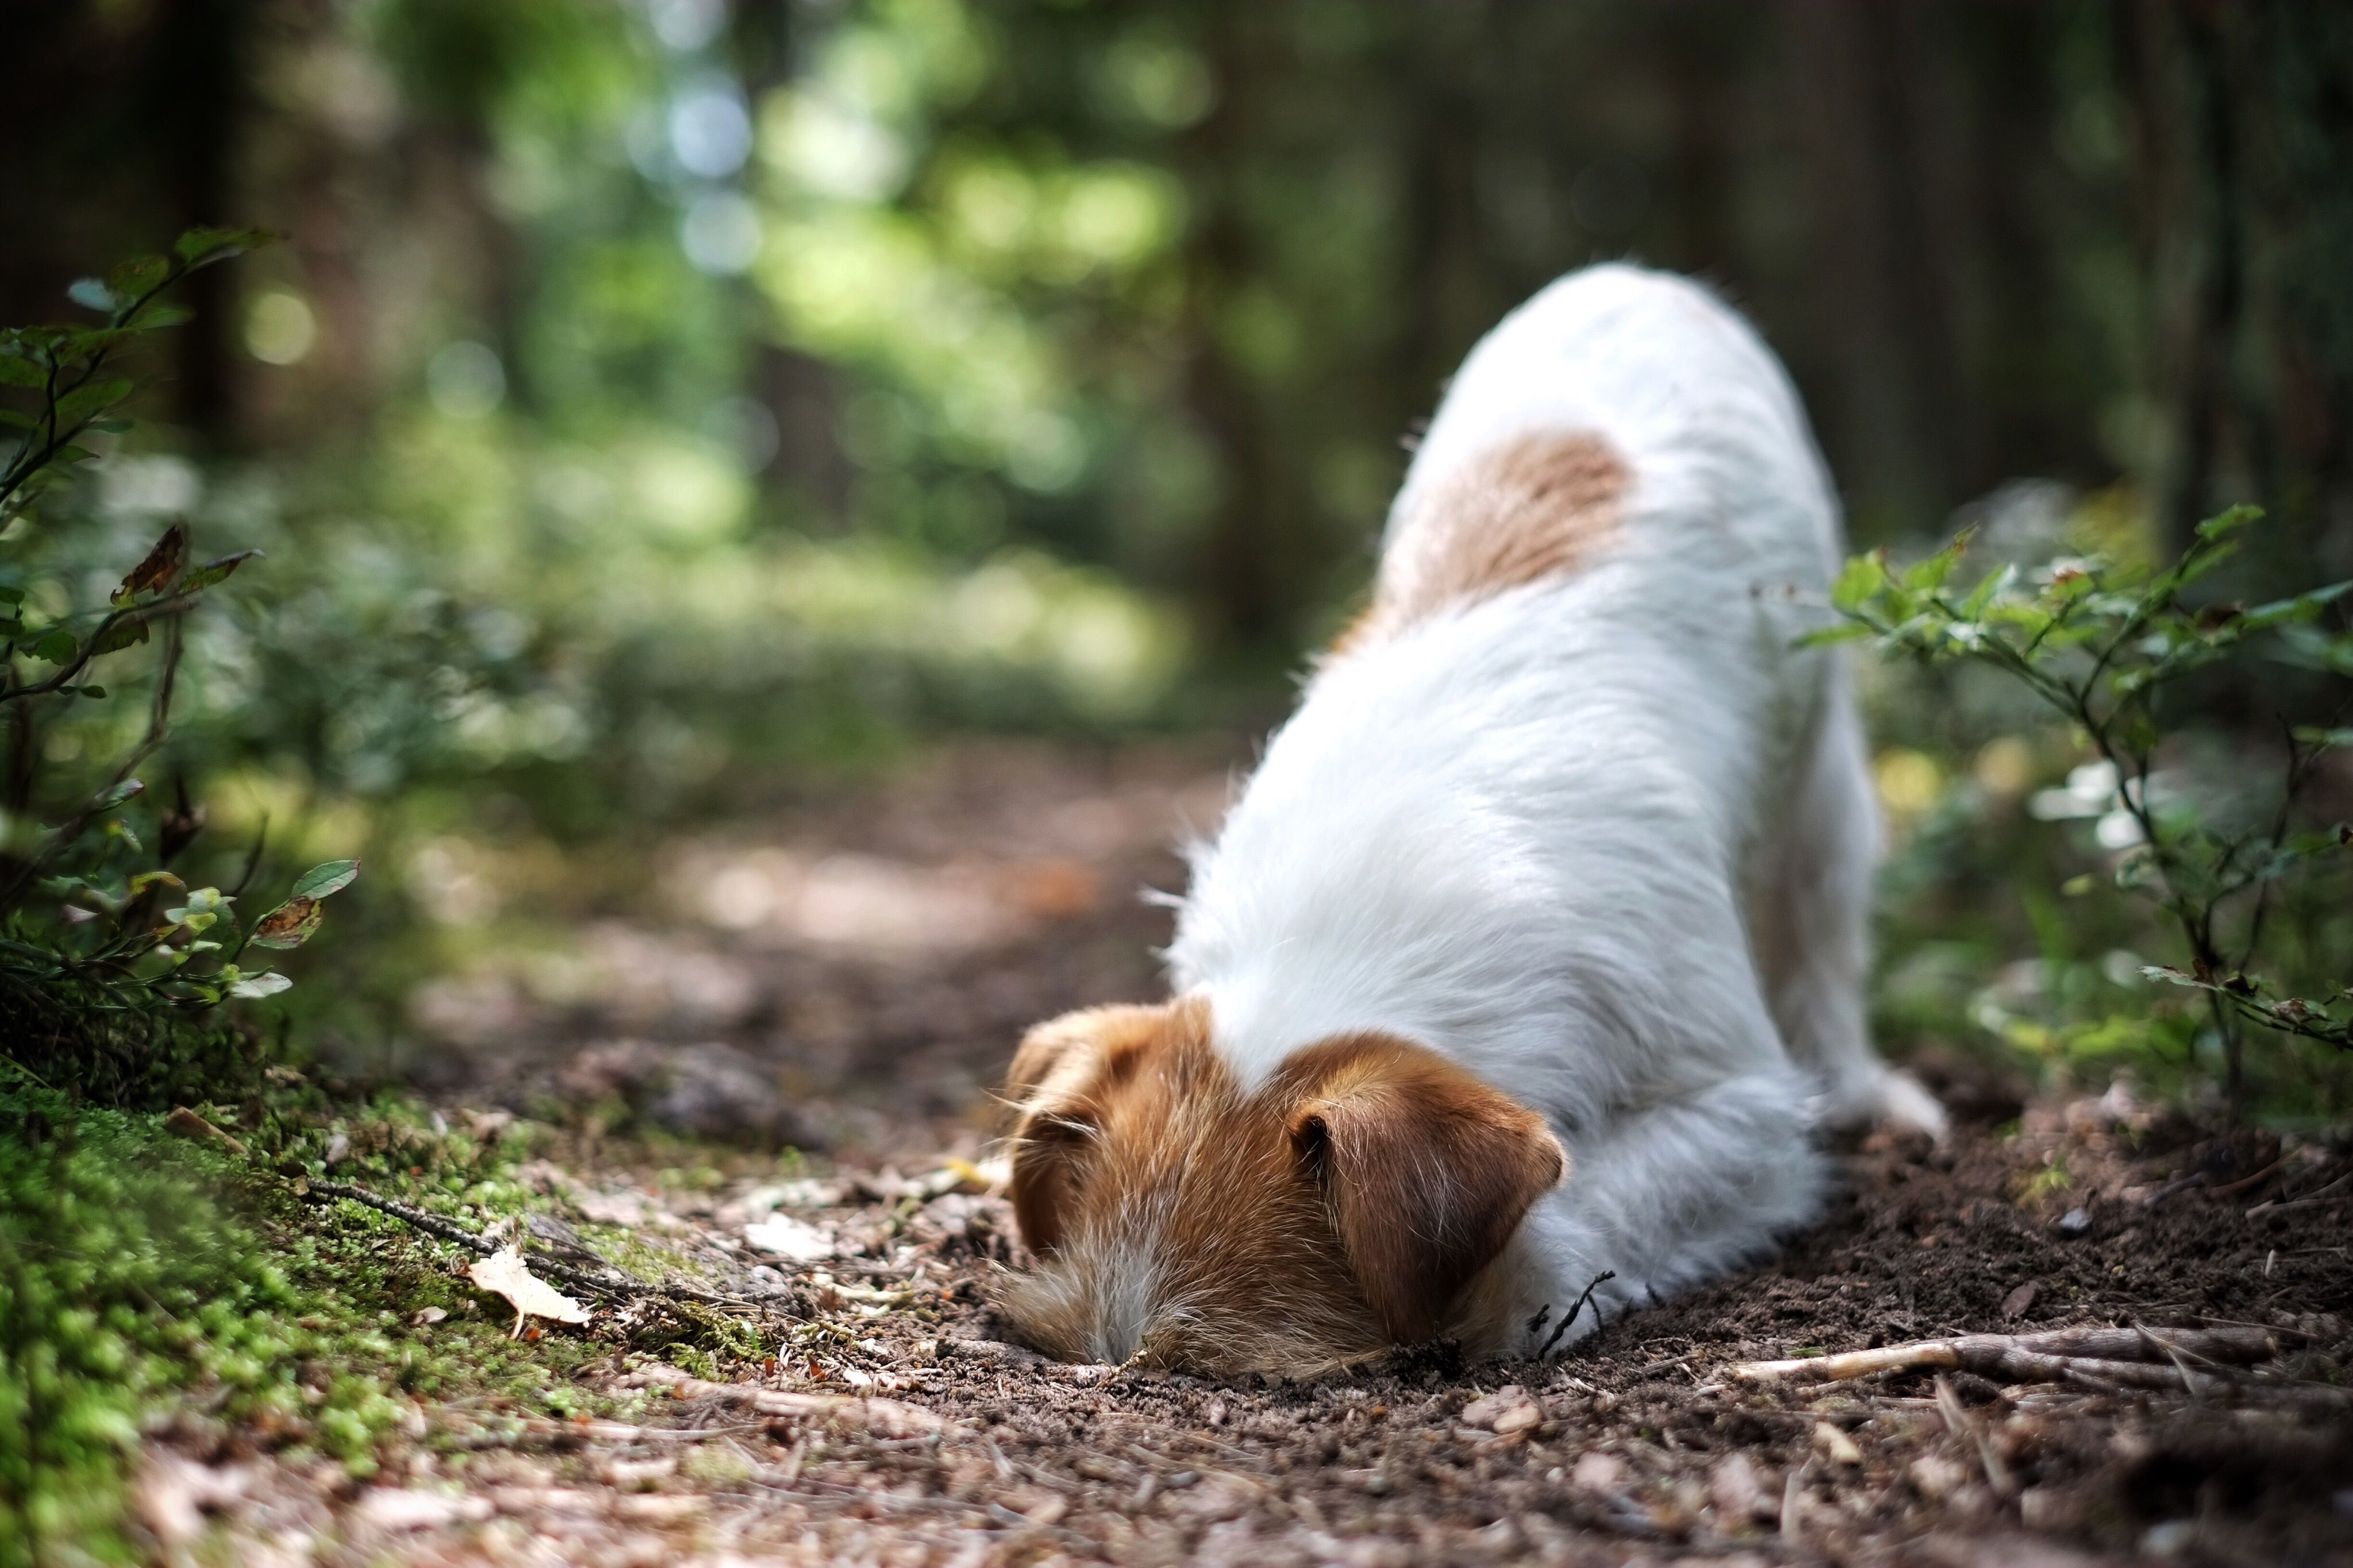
[1570,1450,1627,1492]
[136,1457,251,1545]
[353,1489,491,1531]
[2057,1207,2092,1237]
[2141,1520,2196,1557]
[1909,1455,1968,1500]
[1460,1385,1543,1434]
[616,1494,704,1523]
[1709,1451,1779,1524]
[2019,1486,2080,1532]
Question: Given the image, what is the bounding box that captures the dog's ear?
[1283,1036,1565,1342]
[1002,1003,1187,1257]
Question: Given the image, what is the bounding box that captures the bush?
[1,233,358,1103]
[1824,505,2353,1114]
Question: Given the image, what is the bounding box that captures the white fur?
[1166,264,1942,1351]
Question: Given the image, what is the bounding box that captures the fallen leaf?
[743,1212,837,1263]
[466,1246,590,1336]
[2001,1281,2039,1320]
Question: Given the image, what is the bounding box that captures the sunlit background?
[6,0,2351,1110]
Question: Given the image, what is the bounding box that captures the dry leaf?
[2000,1281,2038,1320]
[115,522,188,603]
[466,1246,590,1336]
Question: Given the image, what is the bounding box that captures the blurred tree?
[7,0,2352,654]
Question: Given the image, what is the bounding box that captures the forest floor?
[156,743,2352,1567]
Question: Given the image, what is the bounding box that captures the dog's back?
[1173,265,1848,1118]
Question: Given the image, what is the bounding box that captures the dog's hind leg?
[1755,669,1946,1136]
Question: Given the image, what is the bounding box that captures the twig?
[1730,1326,2277,1385]
[624,1363,954,1439]
[2209,1157,2285,1199]
[1538,1270,1617,1357]
[2247,1169,2353,1218]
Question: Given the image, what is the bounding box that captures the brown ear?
[1002,1003,1189,1257]
[1283,1036,1565,1343]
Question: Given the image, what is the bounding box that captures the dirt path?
[164,744,2353,1566]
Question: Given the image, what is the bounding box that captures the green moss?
[0,1082,658,1564]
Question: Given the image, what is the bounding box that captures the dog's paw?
[1870,1068,1949,1141]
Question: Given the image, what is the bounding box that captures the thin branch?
[302,1177,765,1314]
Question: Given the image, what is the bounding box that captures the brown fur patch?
[1338,428,1629,655]
[998,1007,1565,1374]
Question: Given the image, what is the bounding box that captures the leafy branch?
[1811,506,2353,1106]
[0,228,360,1015]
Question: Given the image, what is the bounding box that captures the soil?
[153,743,2353,1566]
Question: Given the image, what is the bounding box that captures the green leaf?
[130,302,195,330]
[78,683,107,700]
[1829,552,1887,612]
[107,255,171,299]
[2238,580,2353,632]
[174,227,274,264]
[1903,533,1972,593]
[1795,624,1875,650]
[246,896,323,949]
[54,377,133,425]
[2193,504,2262,545]
[1960,562,2017,619]
[179,549,262,593]
[29,629,76,664]
[230,971,293,999]
[0,352,45,387]
[290,859,360,899]
[97,778,145,809]
[67,279,120,313]
[87,619,151,656]
[0,585,22,602]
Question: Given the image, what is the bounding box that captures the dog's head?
[994,998,1564,1376]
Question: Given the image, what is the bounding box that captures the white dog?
[999,264,1943,1374]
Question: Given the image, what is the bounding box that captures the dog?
[997,264,1944,1376]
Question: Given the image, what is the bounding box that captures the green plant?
[0,233,359,1092]
[1819,506,2352,1110]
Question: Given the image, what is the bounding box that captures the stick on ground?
[1730,1326,2278,1386]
